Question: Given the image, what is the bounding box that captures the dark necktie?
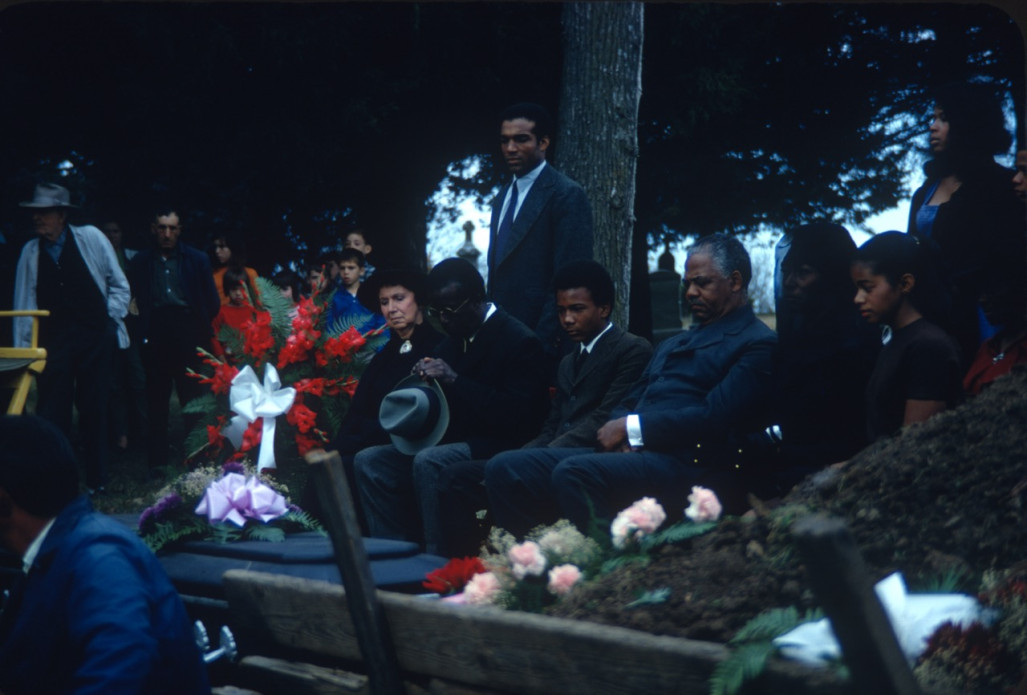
[496,181,519,259]
[574,348,588,377]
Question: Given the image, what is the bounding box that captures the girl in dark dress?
[852,232,962,440]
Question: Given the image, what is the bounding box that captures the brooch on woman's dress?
[399,340,413,354]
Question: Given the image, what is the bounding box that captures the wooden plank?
[238,655,368,695]
[304,449,404,695]
[792,515,920,695]
[224,570,849,695]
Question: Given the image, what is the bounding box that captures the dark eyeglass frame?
[428,296,470,319]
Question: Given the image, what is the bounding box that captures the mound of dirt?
[551,366,1027,644]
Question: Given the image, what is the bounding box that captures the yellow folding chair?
[0,310,49,415]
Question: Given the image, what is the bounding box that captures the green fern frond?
[245,525,286,542]
[709,642,776,695]
[142,518,206,553]
[642,520,717,549]
[625,587,671,609]
[730,606,800,644]
[600,554,650,575]
[182,392,219,416]
[254,277,294,337]
[282,509,326,534]
[208,523,244,544]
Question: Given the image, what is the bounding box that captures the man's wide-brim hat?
[379,374,450,455]
[19,183,77,209]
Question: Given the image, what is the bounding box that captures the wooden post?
[792,515,921,695]
[305,449,404,695]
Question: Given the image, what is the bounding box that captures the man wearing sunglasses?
[354,258,549,555]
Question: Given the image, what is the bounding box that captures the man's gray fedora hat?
[19,183,77,209]
[379,374,450,455]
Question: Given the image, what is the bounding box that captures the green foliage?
[910,566,975,595]
[709,643,778,695]
[708,607,825,695]
[625,587,671,609]
[142,519,206,553]
[255,277,295,339]
[182,392,219,416]
[640,520,717,550]
[599,554,650,576]
[209,523,244,544]
[246,525,286,543]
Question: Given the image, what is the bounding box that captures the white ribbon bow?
[224,364,296,472]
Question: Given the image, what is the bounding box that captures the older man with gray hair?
[13,183,129,493]
[487,233,778,532]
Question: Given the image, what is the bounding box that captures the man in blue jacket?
[487,234,777,531]
[0,415,209,695]
[128,208,220,474]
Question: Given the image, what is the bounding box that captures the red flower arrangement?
[185,277,388,468]
[423,556,487,596]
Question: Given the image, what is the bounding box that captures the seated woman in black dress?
[306,268,444,526]
[332,268,444,456]
[757,222,879,490]
[852,232,962,441]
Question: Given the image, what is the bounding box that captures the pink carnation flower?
[547,564,583,596]
[508,540,547,580]
[464,571,502,605]
[684,486,723,522]
[610,497,667,548]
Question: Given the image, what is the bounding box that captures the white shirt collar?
[468,303,497,344]
[580,322,613,354]
[22,517,56,574]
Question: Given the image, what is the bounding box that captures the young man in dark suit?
[439,260,652,552]
[488,103,594,370]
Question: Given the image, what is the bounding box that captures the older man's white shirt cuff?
[627,414,643,448]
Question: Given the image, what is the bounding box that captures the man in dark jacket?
[488,103,593,370]
[487,234,777,532]
[128,208,220,474]
[441,259,652,549]
[354,258,548,554]
[0,415,209,695]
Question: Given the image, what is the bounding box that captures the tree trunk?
[556,2,644,329]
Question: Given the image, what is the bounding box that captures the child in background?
[852,232,962,440]
[272,269,304,320]
[211,266,267,360]
[325,248,386,335]
[343,229,376,280]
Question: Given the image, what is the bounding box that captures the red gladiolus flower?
[239,419,263,453]
[294,430,327,456]
[339,376,358,398]
[422,556,487,595]
[207,424,228,450]
[322,326,366,364]
[191,358,239,396]
[242,311,275,358]
[294,378,326,397]
[286,402,318,434]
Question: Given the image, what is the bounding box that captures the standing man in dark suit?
[438,260,652,552]
[488,234,778,533]
[354,258,549,555]
[128,208,220,475]
[488,103,594,369]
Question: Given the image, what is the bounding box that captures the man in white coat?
[13,183,129,493]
